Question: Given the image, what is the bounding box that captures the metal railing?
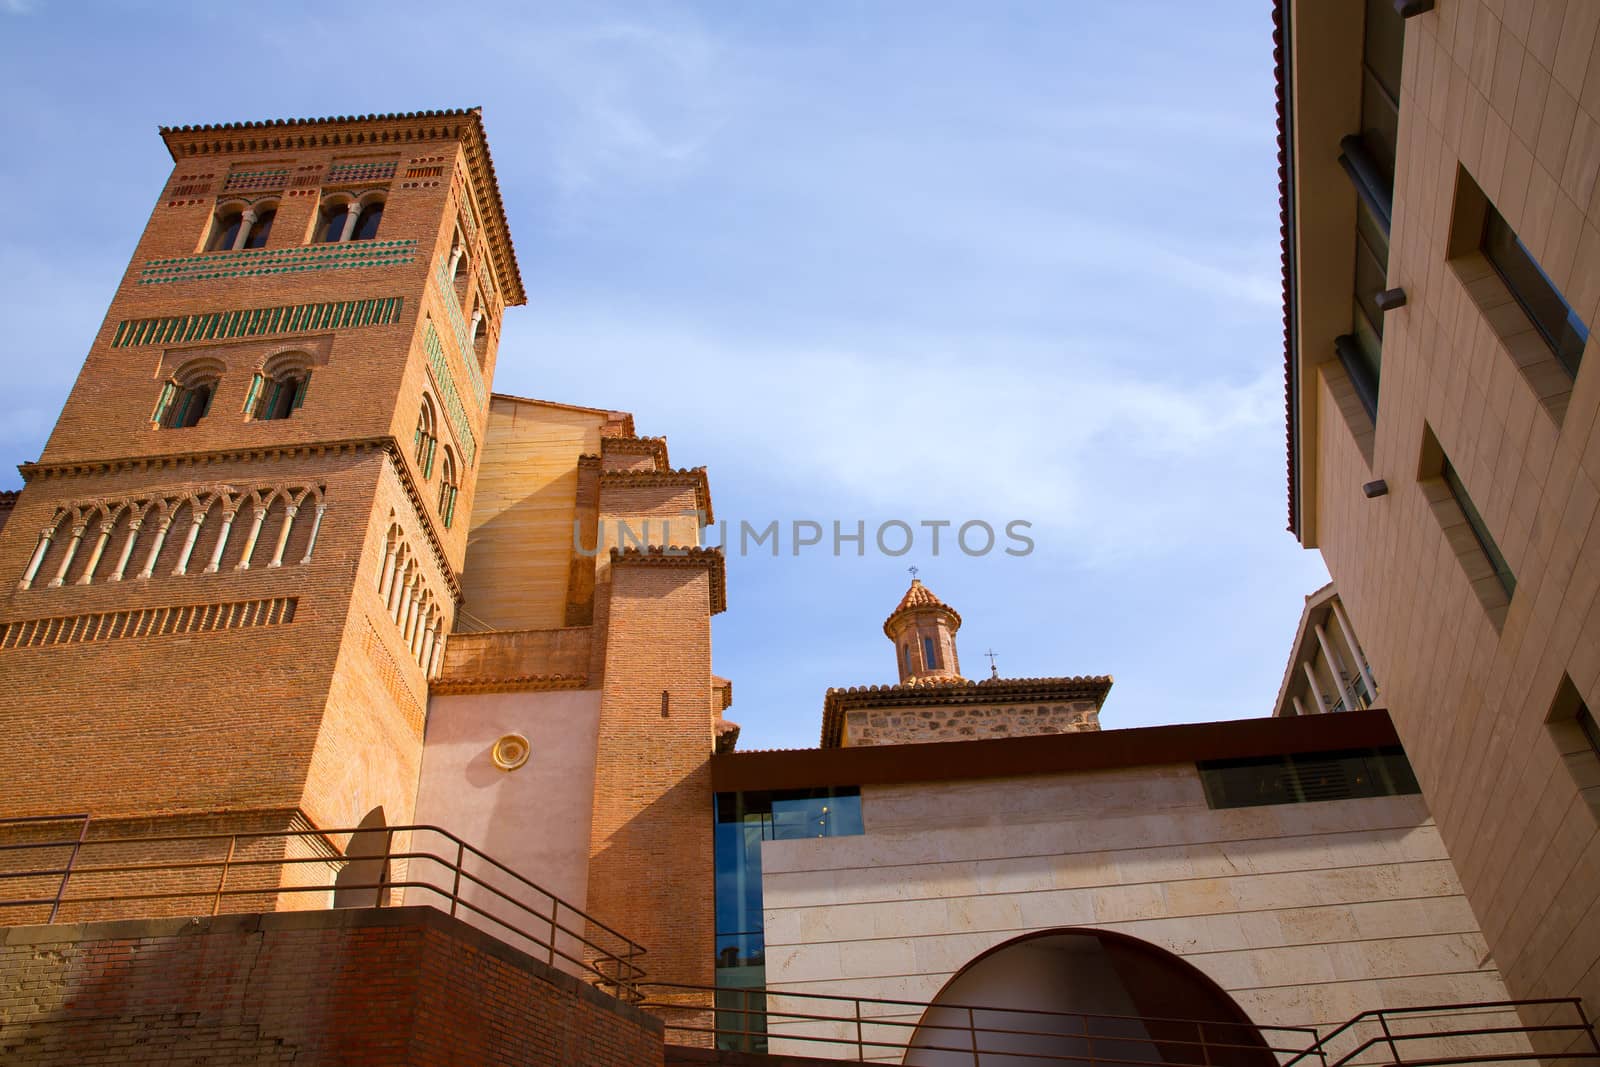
[0,815,647,999]
[1281,998,1600,1067]
[640,981,1317,1065]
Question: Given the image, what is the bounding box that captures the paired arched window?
[207,202,276,251]
[152,376,217,429]
[438,448,458,528]
[315,195,385,243]
[244,365,310,421]
[414,396,438,479]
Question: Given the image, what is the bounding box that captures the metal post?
[1378,1012,1400,1064]
[1199,1020,1211,1066]
[449,839,463,917]
[548,898,559,965]
[855,999,864,1061]
[378,828,394,907]
[1575,998,1600,1055]
[212,835,236,916]
[48,817,91,923]
[968,1006,980,1067]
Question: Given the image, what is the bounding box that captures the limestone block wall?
[760,765,1521,1059]
[843,699,1100,746]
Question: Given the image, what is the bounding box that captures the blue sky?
[0,1,1328,749]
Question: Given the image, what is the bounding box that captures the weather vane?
[984,649,999,679]
[908,565,919,580]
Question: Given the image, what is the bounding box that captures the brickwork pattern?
[0,907,663,1066]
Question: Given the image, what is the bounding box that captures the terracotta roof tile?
[882,578,962,637]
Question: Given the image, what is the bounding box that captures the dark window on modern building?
[1548,676,1600,816]
[1482,202,1589,378]
[1442,456,1516,600]
[1198,747,1419,809]
[714,788,863,1053]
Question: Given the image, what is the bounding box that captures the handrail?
[641,980,1314,1065]
[1282,997,1600,1067]
[0,816,648,999]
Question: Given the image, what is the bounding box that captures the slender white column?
[48,524,87,587]
[1302,662,1331,715]
[231,209,258,251]
[338,204,361,241]
[401,586,421,642]
[430,630,447,677]
[204,510,237,574]
[448,244,465,275]
[110,519,142,582]
[410,606,428,658]
[389,566,411,619]
[1330,598,1378,701]
[268,505,298,567]
[172,512,206,576]
[235,507,268,571]
[420,625,437,671]
[19,528,55,589]
[137,518,175,580]
[299,503,326,564]
[76,521,115,585]
[377,537,398,596]
[470,309,484,340]
[1292,696,1310,718]
[1314,622,1360,711]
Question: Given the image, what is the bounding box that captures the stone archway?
[905,928,1275,1066]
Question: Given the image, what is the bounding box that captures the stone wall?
[843,699,1100,746]
[759,765,1525,1060]
[0,906,663,1066]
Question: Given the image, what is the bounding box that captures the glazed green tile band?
[222,169,291,192]
[112,298,404,347]
[138,240,418,285]
[422,321,479,468]
[433,254,488,407]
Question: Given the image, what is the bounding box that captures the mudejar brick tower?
[0,111,523,855]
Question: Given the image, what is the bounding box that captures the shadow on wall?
[332,806,389,909]
[902,929,1276,1067]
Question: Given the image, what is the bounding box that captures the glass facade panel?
[1198,746,1420,809]
[714,788,863,1052]
[1482,204,1589,378]
[1442,457,1516,599]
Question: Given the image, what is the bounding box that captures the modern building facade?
[1280,0,1600,1047]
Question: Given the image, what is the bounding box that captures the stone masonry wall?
[843,699,1101,746]
[0,906,663,1066]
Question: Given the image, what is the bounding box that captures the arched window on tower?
[314,199,352,244]
[453,247,471,306]
[923,636,939,670]
[414,396,438,479]
[349,197,384,241]
[153,361,221,429]
[241,202,277,249]
[206,206,245,252]
[471,301,491,365]
[244,359,311,422]
[901,644,912,676]
[438,448,458,528]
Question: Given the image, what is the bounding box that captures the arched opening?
[315,199,352,243]
[349,197,384,241]
[333,807,391,908]
[905,929,1274,1067]
[242,203,277,249]
[206,206,244,251]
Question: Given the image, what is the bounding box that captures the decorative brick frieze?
[422,321,479,467]
[373,516,449,677]
[0,597,296,650]
[112,297,403,347]
[138,240,416,285]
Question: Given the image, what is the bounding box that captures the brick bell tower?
[0,110,522,851]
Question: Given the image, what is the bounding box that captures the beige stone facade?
[1284,0,1600,1042]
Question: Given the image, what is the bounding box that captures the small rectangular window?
[1482,203,1589,378]
[1441,456,1515,600]
[922,636,938,670]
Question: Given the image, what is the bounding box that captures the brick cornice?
[609,545,727,615]
[159,108,524,307]
[821,675,1113,748]
[600,435,670,471]
[599,466,713,525]
[429,672,589,696]
[18,436,463,601]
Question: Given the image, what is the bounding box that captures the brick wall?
[0,906,663,1066]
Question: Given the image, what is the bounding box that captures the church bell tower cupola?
[884,577,963,684]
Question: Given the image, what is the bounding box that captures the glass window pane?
[1482,205,1589,377]
[1364,0,1405,104]
[1360,69,1400,192]
[1354,229,1389,341]
[351,202,384,241]
[1442,457,1516,599]
[318,205,348,243]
